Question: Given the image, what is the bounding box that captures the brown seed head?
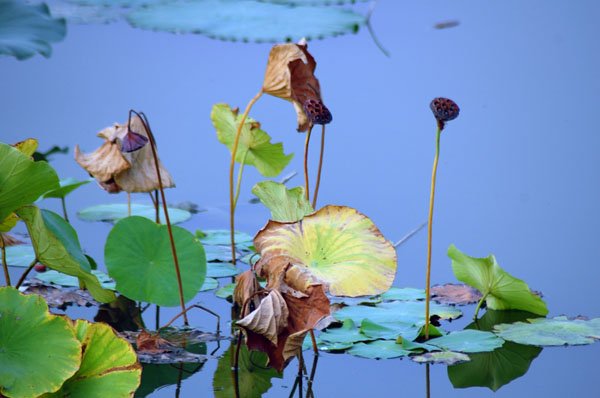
[430,98,459,129]
[303,99,332,125]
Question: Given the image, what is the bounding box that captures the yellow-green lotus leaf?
[254,205,397,297]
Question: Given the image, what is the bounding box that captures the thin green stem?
[61,197,69,223]
[1,235,11,286]
[230,90,263,265]
[473,292,489,320]
[424,125,442,340]
[233,151,248,209]
[303,124,314,201]
[312,125,325,209]
[15,257,38,289]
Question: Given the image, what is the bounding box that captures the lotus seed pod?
[303,99,332,125]
[430,98,459,129]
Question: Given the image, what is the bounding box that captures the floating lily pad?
[428,330,504,353]
[42,320,141,397]
[105,216,206,307]
[212,103,293,177]
[215,282,236,299]
[347,340,412,359]
[255,205,397,297]
[319,318,371,344]
[0,143,59,222]
[431,283,482,305]
[412,351,471,365]
[302,334,352,352]
[199,277,218,291]
[43,177,92,199]
[47,2,122,24]
[127,0,365,42]
[448,245,548,316]
[359,318,421,341]
[67,0,165,6]
[35,270,116,290]
[334,300,462,325]
[0,245,36,267]
[204,245,232,262]
[206,262,242,278]
[251,181,313,222]
[0,287,81,398]
[494,316,600,346]
[0,1,66,60]
[380,287,425,301]
[196,229,254,246]
[77,203,192,224]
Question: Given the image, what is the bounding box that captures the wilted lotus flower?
[75,116,174,193]
[262,39,332,131]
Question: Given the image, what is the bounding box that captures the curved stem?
[303,124,314,201]
[424,125,442,340]
[233,151,248,208]
[473,292,489,320]
[1,235,11,286]
[15,257,38,289]
[61,197,69,223]
[230,91,264,265]
[312,125,325,209]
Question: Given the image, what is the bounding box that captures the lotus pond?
[1,1,600,397]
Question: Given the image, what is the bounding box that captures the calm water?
[2,1,600,396]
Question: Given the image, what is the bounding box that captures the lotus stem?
[233,151,248,208]
[158,304,220,334]
[1,235,11,286]
[131,110,188,325]
[473,292,489,320]
[127,192,131,217]
[426,364,431,398]
[309,329,319,356]
[304,124,314,201]
[312,125,326,209]
[61,197,69,223]
[306,353,319,398]
[154,190,159,224]
[230,90,264,265]
[15,257,38,289]
[424,125,442,340]
[155,305,160,330]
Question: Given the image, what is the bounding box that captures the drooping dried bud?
[303,99,332,125]
[121,131,148,153]
[430,97,459,129]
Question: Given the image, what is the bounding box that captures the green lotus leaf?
[206,262,242,278]
[105,216,206,306]
[0,245,36,268]
[77,203,191,224]
[448,245,548,316]
[347,340,412,359]
[213,342,282,398]
[212,103,293,177]
[16,206,116,303]
[319,318,371,344]
[41,319,141,398]
[494,316,600,346]
[0,1,66,60]
[428,330,504,353]
[412,351,471,365]
[397,338,438,353]
[380,287,426,301]
[36,270,116,291]
[199,277,218,291]
[47,2,121,25]
[334,300,462,325]
[0,213,18,233]
[41,209,92,272]
[255,205,397,297]
[204,245,233,262]
[215,282,236,299]
[134,363,203,398]
[0,287,81,398]
[0,143,59,222]
[251,181,313,222]
[302,333,352,352]
[127,0,365,42]
[196,229,254,246]
[43,177,92,199]
[359,318,420,341]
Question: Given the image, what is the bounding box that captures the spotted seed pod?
[430,98,459,124]
[303,99,332,125]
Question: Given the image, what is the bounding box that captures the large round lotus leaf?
[333,300,462,325]
[428,330,504,353]
[77,203,191,224]
[41,320,141,397]
[494,316,600,346]
[0,1,66,60]
[127,0,366,42]
[105,216,206,306]
[0,287,81,398]
[347,340,412,359]
[0,245,36,268]
[0,143,59,222]
[254,205,397,297]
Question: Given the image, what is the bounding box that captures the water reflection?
[135,362,205,398]
[94,295,144,332]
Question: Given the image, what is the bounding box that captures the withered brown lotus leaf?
[75,140,130,183]
[431,283,482,305]
[237,289,289,347]
[233,270,261,316]
[135,330,175,354]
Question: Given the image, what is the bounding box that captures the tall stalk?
[229,91,264,265]
[303,124,314,201]
[312,124,326,209]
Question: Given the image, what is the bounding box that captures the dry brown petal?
[237,290,289,347]
[75,141,130,183]
[233,270,261,315]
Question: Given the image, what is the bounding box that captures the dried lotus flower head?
[75,116,174,193]
[263,39,331,132]
[303,99,332,125]
[430,97,460,130]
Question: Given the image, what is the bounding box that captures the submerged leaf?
[252,181,313,222]
[494,316,600,346]
[448,245,548,316]
[254,205,397,297]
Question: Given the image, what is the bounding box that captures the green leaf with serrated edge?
[494,316,600,346]
[199,277,218,291]
[43,177,92,199]
[17,206,115,303]
[448,245,548,316]
[77,203,191,224]
[428,330,504,353]
[0,245,36,267]
[105,216,206,307]
[0,287,81,398]
[347,340,412,359]
[127,0,365,43]
[0,1,66,60]
[319,318,371,344]
[0,143,59,222]
[212,104,293,177]
[206,262,242,278]
[380,287,426,301]
[35,270,116,291]
[40,320,141,398]
[252,181,313,222]
[41,209,91,272]
[334,300,462,325]
[412,351,471,365]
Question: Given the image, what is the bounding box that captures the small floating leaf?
[428,330,504,353]
[0,245,36,268]
[334,300,462,325]
[77,203,191,224]
[252,181,313,222]
[35,270,116,291]
[448,245,548,316]
[215,283,236,299]
[199,277,218,291]
[196,229,254,246]
[380,287,425,301]
[319,318,371,344]
[359,319,421,341]
[206,262,242,278]
[412,351,471,365]
[347,340,412,359]
[494,316,600,346]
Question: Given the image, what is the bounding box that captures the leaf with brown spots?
[431,283,483,305]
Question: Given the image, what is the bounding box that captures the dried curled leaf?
[237,290,289,347]
[233,270,261,315]
[75,140,130,184]
[135,330,175,354]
